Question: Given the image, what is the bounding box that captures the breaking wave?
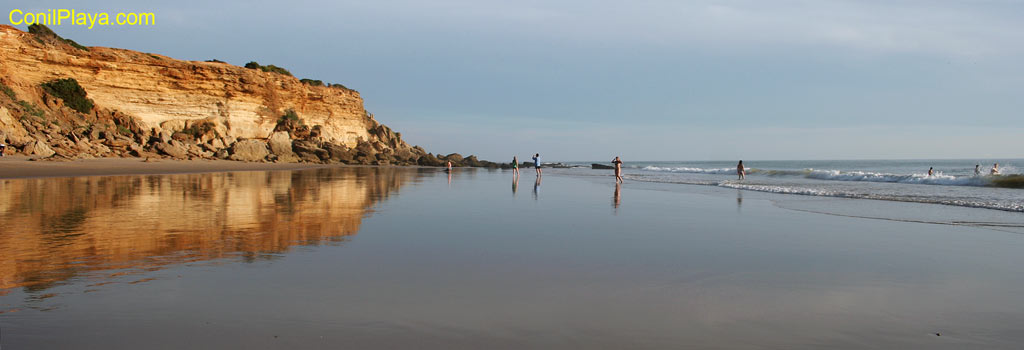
[640,166,1023,188]
[717,182,1024,213]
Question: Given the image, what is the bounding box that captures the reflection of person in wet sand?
[737,160,745,180]
[736,189,743,211]
[512,175,519,196]
[533,175,541,200]
[447,171,452,186]
[613,182,622,210]
[612,156,624,183]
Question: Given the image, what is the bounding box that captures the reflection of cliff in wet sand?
[0,167,415,293]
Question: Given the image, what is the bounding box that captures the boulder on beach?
[155,140,188,159]
[592,163,614,169]
[25,140,56,157]
[229,139,269,162]
[268,131,299,163]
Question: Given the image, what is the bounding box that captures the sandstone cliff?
[0,24,462,166]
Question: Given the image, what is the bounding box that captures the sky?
[5,0,1024,161]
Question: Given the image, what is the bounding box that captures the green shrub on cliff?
[300,79,324,86]
[0,82,15,99]
[17,101,45,119]
[328,83,351,91]
[41,78,95,114]
[28,24,89,51]
[279,109,300,123]
[243,61,293,76]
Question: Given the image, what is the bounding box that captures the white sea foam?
[641,166,741,175]
[802,169,988,186]
[718,182,1024,213]
[640,166,992,187]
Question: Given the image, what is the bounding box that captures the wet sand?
[0,156,338,179]
[1,167,1023,349]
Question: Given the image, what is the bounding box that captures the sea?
[558,159,1024,214]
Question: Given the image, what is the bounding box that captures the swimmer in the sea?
[928,167,934,176]
[975,164,981,176]
[991,163,1000,175]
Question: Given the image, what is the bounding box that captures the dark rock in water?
[463,155,481,167]
[444,153,464,164]
[417,153,444,167]
[592,163,614,169]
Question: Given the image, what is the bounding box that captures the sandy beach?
[0,156,348,179]
[2,166,1023,349]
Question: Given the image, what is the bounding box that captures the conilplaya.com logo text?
[9,9,155,29]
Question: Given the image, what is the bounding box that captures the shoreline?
[0,156,428,179]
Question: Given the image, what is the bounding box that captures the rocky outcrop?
[0,25,441,165]
[229,139,270,162]
[0,25,508,167]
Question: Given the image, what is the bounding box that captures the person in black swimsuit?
[612,156,623,183]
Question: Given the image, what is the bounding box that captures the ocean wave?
[802,169,988,186]
[718,182,1024,213]
[639,166,1015,187]
[641,166,741,175]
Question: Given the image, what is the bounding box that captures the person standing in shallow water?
[512,155,520,177]
[533,153,542,176]
[991,163,1000,175]
[737,160,746,180]
[928,167,934,176]
[612,156,624,183]
[975,164,981,176]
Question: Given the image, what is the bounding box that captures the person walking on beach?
[737,160,746,180]
[928,167,934,176]
[533,153,542,176]
[991,163,1000,175]
[975,164,981,176]
[512,155,520,177]
[446,160,453,172]
[612,156,624,183]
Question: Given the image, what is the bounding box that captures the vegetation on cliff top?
[299,79,353,91]
[41,78,94,114]
[28,24,89,51]
[244,61,293,76]
[300,78,324,86]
